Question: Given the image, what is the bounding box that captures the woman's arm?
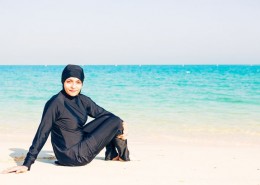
[2,98,58,173]
[84,96,128,140]
[85,96,115,118]
[23,99,58,170]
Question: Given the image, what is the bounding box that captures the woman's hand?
[117,122,128,140]
[1,166,28,174]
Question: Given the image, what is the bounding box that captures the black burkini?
[23,65,130,170]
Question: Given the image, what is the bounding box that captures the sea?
[0,65,260,145]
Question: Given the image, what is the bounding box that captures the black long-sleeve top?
[23,90,115,170]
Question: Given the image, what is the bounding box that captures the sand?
[1,132,260,185]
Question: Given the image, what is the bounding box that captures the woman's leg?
[82,114,113,134]
[88,115,122,151]
[112,138,130,161]
[83,114,120,160]
[105,141,118,160]
[79,115,123,162]
[79,115,130,164]
[55,115,123,166]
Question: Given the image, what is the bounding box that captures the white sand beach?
[1,131,260,185]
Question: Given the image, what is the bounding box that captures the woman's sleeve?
[85,97,123,121]
[23,99,58,170]
[84,96,123,122]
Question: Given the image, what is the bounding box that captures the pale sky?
[0,0,260,65]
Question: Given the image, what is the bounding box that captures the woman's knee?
[108,115,123,129]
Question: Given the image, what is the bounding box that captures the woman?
[2,64,130,174]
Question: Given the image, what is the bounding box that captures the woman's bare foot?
[111,155,127,162]
[112,156,119,161]
[118,157,127,162]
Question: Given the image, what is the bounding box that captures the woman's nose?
[71,82,77,88]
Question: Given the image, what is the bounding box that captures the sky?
[0,0,260,65]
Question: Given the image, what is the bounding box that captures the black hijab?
[61,64,85,84]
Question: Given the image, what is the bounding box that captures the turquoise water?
[0,65,260,141]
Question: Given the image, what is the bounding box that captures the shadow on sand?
[9,148,106,166]
[9,148,56,165]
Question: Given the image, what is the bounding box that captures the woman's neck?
[61,89,78,100]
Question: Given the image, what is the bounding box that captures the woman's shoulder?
[45,92,65,107]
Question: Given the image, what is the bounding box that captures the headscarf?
[61,64,85,84]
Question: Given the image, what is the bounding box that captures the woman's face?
[63,77,83,97]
